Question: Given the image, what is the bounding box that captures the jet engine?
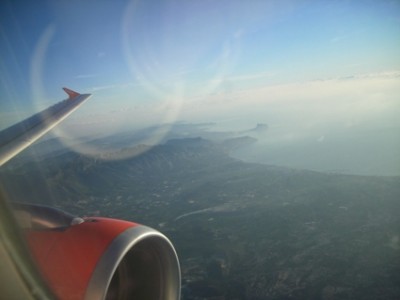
[12,203,181,300]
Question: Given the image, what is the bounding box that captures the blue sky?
[1,0,399,132]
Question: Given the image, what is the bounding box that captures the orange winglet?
[63,87,81,99]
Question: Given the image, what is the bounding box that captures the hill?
[1,137,399,299]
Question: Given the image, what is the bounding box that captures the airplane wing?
[0,88,91,166]
[0,87,181,300]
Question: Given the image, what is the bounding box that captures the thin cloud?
[182,70,400,129]
[206,71,274,86]
[233,29,245,39]
[76,73,101,79]
[309,70,400,83]
[330,35,348,44]
[89,82,139,92]
[229,71,275,82]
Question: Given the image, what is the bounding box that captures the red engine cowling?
[13,203,181,300]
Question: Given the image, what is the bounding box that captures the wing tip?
[63,87,81,99]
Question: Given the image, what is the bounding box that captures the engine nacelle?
[13,204,181,300]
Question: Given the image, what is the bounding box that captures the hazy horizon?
[1,1,399,176]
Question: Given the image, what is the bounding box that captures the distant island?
[248,123,268,133]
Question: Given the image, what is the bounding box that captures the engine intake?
[87,225,181,300]
[13,204,181,300]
